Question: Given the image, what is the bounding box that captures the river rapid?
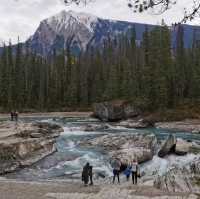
[4,116,200,182]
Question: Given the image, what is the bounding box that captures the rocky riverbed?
[1,114,200,198]
[79,133,157,164]
[156,119,200,133]
[0,121,63,174]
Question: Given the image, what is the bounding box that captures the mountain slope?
[27,10,155,55]
[26,10,200,56]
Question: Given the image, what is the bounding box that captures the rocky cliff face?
[0,121,63,174]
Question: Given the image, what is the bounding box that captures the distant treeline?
[1,24,200,112]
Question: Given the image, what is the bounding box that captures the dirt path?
[0,180,99,199]
[0,180,197,199]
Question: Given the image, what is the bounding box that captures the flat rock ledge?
[0,121,63,174]
[156,119,200,133]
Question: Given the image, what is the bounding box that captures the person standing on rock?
[111,158,121,184]
[10,111,14,121]
[131,159,139,185]
[15,111,19,122]
[124,162,132,181]
[82,162,90,186]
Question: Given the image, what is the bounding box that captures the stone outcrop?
[83,124,110,132]
[158,134,176,158]
[158,135,200,157]
[80,132,157,164]
[175,138,192,155]
[93,100,140,122]
[156,119,200,133]
[0,121,63,174]
[154,157,200,193]
[118,119,153,129]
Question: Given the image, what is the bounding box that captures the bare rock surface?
[0,121,63,174]
[80,132,157,164]
[154,156,200,194]
[175,138,192,155]
[118,119,153,129]
[158,134,176,158]
[158,135,200,157]
[156,119,200,133]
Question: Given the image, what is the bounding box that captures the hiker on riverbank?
[10,111,14,121]
[82,162,89,185]
[111,158,121,184]
[14,111,19,122]
[131,159,139,185]
[88,165,93,185]
[124,162,132,181]
[82,162,93,186]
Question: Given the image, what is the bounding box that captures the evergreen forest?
[1,24,200,113]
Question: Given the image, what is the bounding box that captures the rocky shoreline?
[0,109,200,197]
[0,121,63,174]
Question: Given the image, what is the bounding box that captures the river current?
[4,117,200,182]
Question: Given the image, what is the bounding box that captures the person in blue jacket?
[123,162,132,181]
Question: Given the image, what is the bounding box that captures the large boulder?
[0,121,63,174]
[80,133,157,164]
[158,134,176,158]
[175,138,192,156]
[93,100,140,122]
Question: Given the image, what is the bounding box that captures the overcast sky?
[0,0,199,43]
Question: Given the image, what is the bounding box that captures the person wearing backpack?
[123,162,132,181]
[131,159,139,185]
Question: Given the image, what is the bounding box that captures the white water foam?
[61,126,104,136]
[107,125,128,130]
[63,153,112,177]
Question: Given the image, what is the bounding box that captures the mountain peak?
[45,10,98,33]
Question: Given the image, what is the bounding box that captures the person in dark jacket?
[14,111,19,122]
[82,162,90,186]
[10,111,14,121]
[88,165,93,185]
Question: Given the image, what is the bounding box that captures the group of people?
[111,158,140,185]
[10,111,19,122]
[81,158,140,186]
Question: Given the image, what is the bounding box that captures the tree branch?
[63,0,200,23]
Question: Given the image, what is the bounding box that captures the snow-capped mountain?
[26,10,200,56]
[27,10,154,55]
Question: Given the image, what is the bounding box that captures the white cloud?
[0,0,199,44]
